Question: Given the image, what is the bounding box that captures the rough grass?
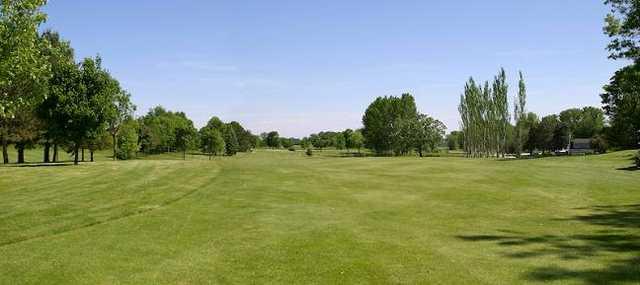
[0,148,638,284]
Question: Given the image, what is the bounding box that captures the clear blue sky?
[43,1,625,138]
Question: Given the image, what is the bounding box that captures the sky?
[42,1,626,138]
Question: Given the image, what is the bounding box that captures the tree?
[222,124,239,156]
[350,130,364,153]
[536,115,560,153]
[552,122,570,151]
[37,30,75,163]
[414,114,446,157]
[601,63,640,147]
[446,131,463,150]
[522,112,540,155]
[199,128,225,159]
[335,133,346,151]
[362,93,418,155]
[514,71,527,156]
[50,57,119,165]
[116,118,139,160]
[604,0,640,61]
[228,121,254,152]
[265,131,280,148]
[175,122,197,160]
[0,0,49,120]
[107,89,135,160]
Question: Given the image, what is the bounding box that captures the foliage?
[601,63,640,147]
[139,106,194,154]
[459,69,512,157]
[591,135,609,154]
[222,124,239,156]
[305,148,313,156]
[199,128,225,158]
[559,107,605,138]
[264,131,280,148]
[362,93,418,155]
[116,118,139,160]
[604,0,640,60]
[0,0,49,119]
[413,114,446,157]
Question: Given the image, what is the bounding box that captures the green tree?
[107,89,135,160]
[514,71,527,156]
[175,122,197,160]
[222,124,239,156]
[116,118,139,160]
[350,130,364,153]
[0,0,49,119]
[362,93,418,155]
[265,131,280,148]
[601,64,640,147]
[37,30,75,163]
[604,0,640,60]
[199,128,225,159]
[414,114,446,157]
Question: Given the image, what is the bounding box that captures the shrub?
[305,148,313,156]
[591,135,608,154]
[288,146,296,152]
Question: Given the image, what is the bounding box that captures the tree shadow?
[457,204,640,284]
[617,166,639,171]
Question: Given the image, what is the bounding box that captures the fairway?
[0,151,638,284]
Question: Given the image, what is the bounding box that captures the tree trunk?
[112,134,117,161]
[90,150,94,162]
[1,137,8,164]
[43,142,51,163]
[17,145,25,164]
[53,144,58,162]
[81,148,85,162]
[74,145,79,165]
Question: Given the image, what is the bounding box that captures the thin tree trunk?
[81,148,85,162]
[17,145,25,164]
[90,150,94,162]
[1,137,8,164]
[53,144,58,162]
[44,142,50,163]
[74,145,80,165]
[112,134,117,161]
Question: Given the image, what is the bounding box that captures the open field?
[0,149,638,284]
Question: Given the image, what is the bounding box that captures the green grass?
[0,148,638,284]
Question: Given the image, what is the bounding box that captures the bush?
[305,148,313,156]
[591,135,608,154]
[288,146,296,152]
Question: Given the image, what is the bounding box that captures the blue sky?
[43,1,625,137]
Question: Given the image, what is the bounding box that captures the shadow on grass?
[617,166,639,171]
[1,161,76,168]
[457,204,640,284]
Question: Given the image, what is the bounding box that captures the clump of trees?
[362,93,445,156]
[458,69,511,157]
[601,0,640,148]
[0,0,139,165]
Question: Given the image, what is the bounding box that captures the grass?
[0,148,638,284]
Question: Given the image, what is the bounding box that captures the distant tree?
[116,118,139,160]
[222,124,239,155]
[228,121,253,152]
[200,128,225,159]
[522,112,540,155]
[446,131,463,150]
[265,131,280,148]
[335,133,346,151]
[107,90,135,160]
[552,122,570,151]
[9,110,41,163]
[175,122,197,160]
[414,114,446,157]
[351,130,364,153]
[591,135,609,154]
[362,93,418,155]
[536,115,560,153]
[514,71,528,156]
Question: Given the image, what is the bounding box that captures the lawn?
[0,149,638,284]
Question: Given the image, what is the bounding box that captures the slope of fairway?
[0,150,638,284]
